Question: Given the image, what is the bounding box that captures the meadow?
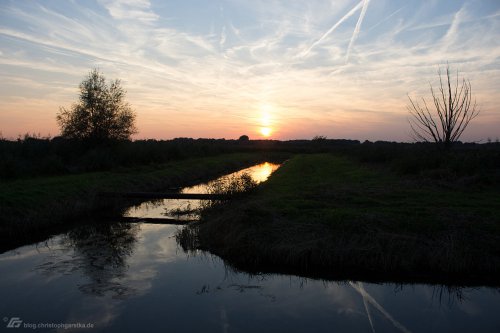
[178,142,500,284]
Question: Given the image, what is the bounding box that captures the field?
[179,151,500,284]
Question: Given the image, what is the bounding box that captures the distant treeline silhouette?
[345,140,500,185]
[0,135,356,179]
[1,135,499,183]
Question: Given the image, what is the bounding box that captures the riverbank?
[179,154,500,285]
[0,152,286,252]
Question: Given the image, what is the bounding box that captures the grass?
[0,152,286,252]
[178,153,500,285]
[201,172,258,208]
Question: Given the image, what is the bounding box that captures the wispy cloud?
[97,0,159,23]
[441,5,467,50]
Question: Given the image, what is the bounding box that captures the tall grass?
[168,173,258,220]
[177,172,258,251]
[203,173,257,207]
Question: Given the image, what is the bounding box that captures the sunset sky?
[1,0,499,141]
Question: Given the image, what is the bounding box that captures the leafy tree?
[57,69,137,141]
[407,65,480,146]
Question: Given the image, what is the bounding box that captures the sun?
[260,127,272,137]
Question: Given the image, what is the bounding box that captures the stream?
[1,162,499,332]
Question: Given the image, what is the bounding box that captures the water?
[1,163,499,332]
[124,162,280,220]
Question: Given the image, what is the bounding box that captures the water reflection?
[36,222,140,299]
[351,281,410,333]
[124,162,280,219]
[183,161,280,193]
[1,222,500,332]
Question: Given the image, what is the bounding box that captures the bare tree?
[57,69,137,141]
[407,65,479,146]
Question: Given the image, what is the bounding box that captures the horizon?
[1,0,499,142]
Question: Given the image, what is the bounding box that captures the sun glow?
[260,127,272,137]
[258,104,274,138]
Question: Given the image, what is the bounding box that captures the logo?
[6,317,22,328]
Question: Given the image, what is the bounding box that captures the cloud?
[441,5,468,52]
[97,0,159,23]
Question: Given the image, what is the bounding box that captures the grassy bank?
[179,153,500,285]
[0,152,286,252]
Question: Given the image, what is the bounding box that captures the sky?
[0,0,499,141]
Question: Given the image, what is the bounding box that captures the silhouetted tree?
[57,69,137,141]
[407,65,479,146]
[238,135,249,141]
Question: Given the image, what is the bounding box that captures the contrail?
[299,0,364,58]
[346,0,371,63]
[367,6,405,32]
[358,282,376,333]
[220,25,227,49]
[349,281,412,333]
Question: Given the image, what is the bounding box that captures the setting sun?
[260,127,272,137]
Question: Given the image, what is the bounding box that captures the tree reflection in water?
[36,222,140,299]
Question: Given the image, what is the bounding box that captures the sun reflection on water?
[124,162,280,219]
